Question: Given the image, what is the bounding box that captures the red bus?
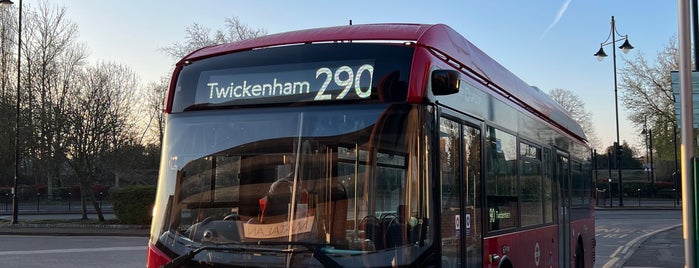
[147,23,595,268]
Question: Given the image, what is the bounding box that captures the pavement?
[0,207,150,237]
[0,222,150,236]
[621,225,685,268]
[596,199,686,268]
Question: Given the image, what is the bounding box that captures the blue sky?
[46,0,679,150]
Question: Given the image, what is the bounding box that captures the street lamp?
[594,16,634,206]
[0,0,21,223]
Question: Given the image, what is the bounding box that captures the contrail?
[541,0,572,39]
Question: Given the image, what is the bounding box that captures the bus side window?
[485,126,519,231]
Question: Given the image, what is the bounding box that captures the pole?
[611,16,624,206]
[608,149,613,207]
[678,0,696,266]
[10,0,21,225]
[594,150,599,206]
[693,0,699,69]
[649,128,655,198]
[675,124,681,205]
[644,118,651,182]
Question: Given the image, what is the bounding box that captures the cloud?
[541,0,572,40]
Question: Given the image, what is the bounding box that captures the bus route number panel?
[196,61,376,106]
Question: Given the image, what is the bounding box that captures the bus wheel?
[499,259,513,268]
[575,241,584,268]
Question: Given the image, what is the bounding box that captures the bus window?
[543,148,555,224]
[463,124,482,267]
[571,160,591,220]
[154,104,432,267]
[439,118,483,268]
[485,126,518,231]
[440,118,461,267]
[519,142,543,227]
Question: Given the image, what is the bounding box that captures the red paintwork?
[483,217,595,268]
[484,225,559,268]
[147,243,171,268]
[168,24,583,144]
[178,24,434,64]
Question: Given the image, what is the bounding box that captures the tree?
[548,88,602,150]
[596,141,643,169]
[0,6,16,186]
[142,77,168,146]
[0,2,88,191]
[65,62,140,221]
[618,37,678,177]
[0,2,158,211]
[23,2,88,198]
[161,16,267,60]
[0,6,14,101]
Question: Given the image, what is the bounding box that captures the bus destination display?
[196,61,375,105]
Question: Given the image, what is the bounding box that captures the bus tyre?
[575,242,584,268]
[498,258,513,268]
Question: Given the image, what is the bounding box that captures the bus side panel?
[570,217,595,268]
[483,225,558,268]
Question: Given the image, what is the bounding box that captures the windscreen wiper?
[162,246,209,268]
[253,241,340,267]
[162,241,340,268]
[162,243,250,268]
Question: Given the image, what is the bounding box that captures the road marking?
[0,246,145,256]
[602,224,682,268]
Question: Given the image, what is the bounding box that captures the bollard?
[673,189,677,208]
[608,179,613,207]
[637,189,641,207]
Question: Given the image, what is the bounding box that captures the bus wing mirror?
[431,70,460,96]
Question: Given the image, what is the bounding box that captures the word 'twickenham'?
[208,79,311,100]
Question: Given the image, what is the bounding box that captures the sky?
[41,0,679,151]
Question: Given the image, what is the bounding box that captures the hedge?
[110,185,156,225]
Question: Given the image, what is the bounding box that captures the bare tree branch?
[160,16,267,60]
[548,88,601,150]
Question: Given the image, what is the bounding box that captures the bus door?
[439,116,482,268]
[556,151,571,268]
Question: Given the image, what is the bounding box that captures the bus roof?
[178,23,586,143]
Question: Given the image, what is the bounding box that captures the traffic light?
[614,142,622,161]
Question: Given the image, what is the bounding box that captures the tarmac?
[596,200,686,268]
[621,225,685,268]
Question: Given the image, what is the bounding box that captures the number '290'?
[314,64,374,100]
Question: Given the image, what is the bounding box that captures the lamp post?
[0,0,21,224]
[641,117,655,198]
[607,148,613,207]
[594,15,634,206]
